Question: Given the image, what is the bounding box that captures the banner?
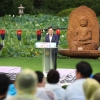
[0,66,22,80]
[57,68,76,86]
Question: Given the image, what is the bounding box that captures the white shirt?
[49,35,52,42]
[63,79,86,100]
[45,83,65,100]
[35,87,58,100]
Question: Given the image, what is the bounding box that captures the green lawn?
[0,56,100,74]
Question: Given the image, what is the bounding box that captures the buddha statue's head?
[80,16,88,27]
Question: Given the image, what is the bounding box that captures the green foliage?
[31,8,56,15]
[58,30,68,49]
[91,4,100,16]
[41,0,75,14]
[0,0,34,16]
[1,0,100,16]
[0,14,100,57]
[35,0,100,16]
[98,16,100,25]
[13,0,34,15]
[33,0,43,9]
[57,8,75,17]
[0,0,14,15]
[0,14,68,57]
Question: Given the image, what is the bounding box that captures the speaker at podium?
[35,42,57,75]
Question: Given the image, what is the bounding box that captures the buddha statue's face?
[80,19,88,27]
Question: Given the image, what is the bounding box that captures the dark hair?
[0,73,10,95]
[48,26,54,30]
[93,73,100,83]
[47,69,60,84]
[76,61,92,78]
[35,71,44,83]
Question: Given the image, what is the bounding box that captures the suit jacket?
[45,34,58,53]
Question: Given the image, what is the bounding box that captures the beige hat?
[16,69,37,95]
[83,78,100,100]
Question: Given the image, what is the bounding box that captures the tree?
[0,0,34,16]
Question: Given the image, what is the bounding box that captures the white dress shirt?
[49,35,52,42]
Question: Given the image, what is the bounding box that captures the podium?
[35,42,56,75]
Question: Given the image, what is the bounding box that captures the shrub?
[91,4,100,17]
[57,8,75,17]
[0,14,68,57]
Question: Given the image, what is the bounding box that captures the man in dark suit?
[45,27,59,70]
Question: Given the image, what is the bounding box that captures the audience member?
[0,73,10,100]
[35,71,46,87]
[35,71,58,100]
[90,88,100,100]
[93,73,100,83]
[6,69,41,100]
[45,69,65,100]
[83,78,99,100]
[63,61,92,100]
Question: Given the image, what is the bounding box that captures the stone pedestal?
[59,49,100,59]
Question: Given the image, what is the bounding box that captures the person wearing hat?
[7,69,42,100]
[83,78,100,100]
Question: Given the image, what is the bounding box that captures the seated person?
[70,16,98,50]
[6,69,42,100]
[45,69,65,100]
[63,61,92,100]
[83,78,99,100]
[0,73,10,100]
[35,71,58,100]
[93,73,100,83]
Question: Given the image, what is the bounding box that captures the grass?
[0,56,100,74]
[0,56,42,71]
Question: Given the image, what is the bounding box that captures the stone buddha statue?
[67,6,99,50]
[71,16,98,50]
